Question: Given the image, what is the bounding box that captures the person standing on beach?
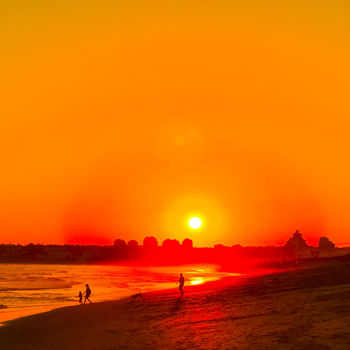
[177,273,185,296]
[84,284,92,304]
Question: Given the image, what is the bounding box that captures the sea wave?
[0,281,78,291]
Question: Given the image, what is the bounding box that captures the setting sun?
[189,217,202,230]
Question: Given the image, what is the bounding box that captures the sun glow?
[189,217,202,229]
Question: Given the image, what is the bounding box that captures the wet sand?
[1,263,350,350]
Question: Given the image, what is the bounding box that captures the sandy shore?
[1,263,350,349]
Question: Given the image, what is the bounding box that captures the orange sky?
[1,0,349,246]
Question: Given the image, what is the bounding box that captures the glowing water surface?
[0,264,238,324]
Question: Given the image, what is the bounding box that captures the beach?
[0,263,232,324]
[1,262,350,349]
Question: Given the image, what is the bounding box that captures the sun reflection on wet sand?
[190,277,205,285]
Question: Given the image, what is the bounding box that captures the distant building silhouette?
[317,236,350,257]
[319,237,335,254]
[284,230,310,257]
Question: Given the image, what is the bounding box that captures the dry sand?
[1,262,350,350]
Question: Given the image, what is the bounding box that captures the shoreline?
[2,263,350,349]
[0,265,244,325]
[0,272,248,327]
[0,262,321,327]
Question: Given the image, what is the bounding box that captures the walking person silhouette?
[84,284,92,304]
[177,273,185,296]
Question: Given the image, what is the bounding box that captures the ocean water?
[0,263,234,324]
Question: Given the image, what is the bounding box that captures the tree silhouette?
[143,236,158,250]
[128,240,138,250]
[127,240,139,259]
[113,239,127,259]
[162,239,181,250]
[182,238,193,249]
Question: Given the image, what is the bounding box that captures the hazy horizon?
[0,230,342,249]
